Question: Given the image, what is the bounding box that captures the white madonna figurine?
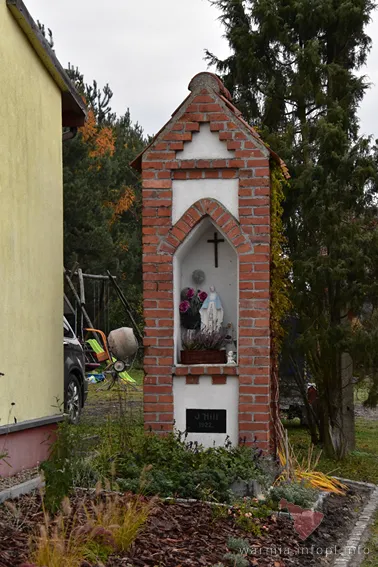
[200,285,224,332]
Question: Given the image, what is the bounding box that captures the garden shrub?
[99,430,268,503]
[42,420,269,506]
[40,419,77,513]
[270,481,319,509]
[40,419,100,513]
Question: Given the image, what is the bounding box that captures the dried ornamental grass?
[30,498,86,567]
[276,423,347,495]
[84,481,155,552]
[27,486,154,566]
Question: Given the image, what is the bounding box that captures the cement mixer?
[108,327,138,360]
[84,326,139,390]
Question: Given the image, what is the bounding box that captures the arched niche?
[173,216,238,364]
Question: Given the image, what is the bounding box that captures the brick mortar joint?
[176,159,243,169]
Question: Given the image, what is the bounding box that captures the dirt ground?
[81,383,143,424]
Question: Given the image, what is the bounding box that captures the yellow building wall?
[0,0,63,426]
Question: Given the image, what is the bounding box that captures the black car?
[64,317,88,423]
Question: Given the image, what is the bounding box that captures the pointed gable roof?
[131,71,289,179]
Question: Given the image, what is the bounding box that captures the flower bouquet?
[179,288,208,330]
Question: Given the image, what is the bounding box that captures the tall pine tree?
[207,0,378,457]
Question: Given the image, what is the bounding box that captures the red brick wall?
[141,82,272,451]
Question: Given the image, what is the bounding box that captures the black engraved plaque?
[186,409,227,433]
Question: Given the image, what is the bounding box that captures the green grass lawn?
[126,368,144,386]
[86,368,143,402]
[287,418,378,484]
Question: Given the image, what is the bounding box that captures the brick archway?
[159,198,253,256]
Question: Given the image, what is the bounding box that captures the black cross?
[207,232,225,268]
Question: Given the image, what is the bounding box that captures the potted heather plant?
[180,327,227,364]
[179,288,208,330]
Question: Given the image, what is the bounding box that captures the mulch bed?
[0,485,371,567]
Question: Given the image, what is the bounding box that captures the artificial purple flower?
[198,291,208,303]
[186,288,195,299]
[179,300,190,313]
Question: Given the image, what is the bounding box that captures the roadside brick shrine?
[131,72,288,452]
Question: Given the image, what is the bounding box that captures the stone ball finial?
[188,72,232,101]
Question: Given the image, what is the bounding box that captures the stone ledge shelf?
[173,364,239,376]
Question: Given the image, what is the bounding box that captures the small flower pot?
[180,350,227,365]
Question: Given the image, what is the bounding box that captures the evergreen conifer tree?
[208,0,378,457]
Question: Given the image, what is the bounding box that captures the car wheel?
[65,374,82,425]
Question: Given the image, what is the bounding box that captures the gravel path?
[0,467,39,491]
[354,403,378,420]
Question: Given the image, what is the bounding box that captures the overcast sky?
[25,0,378,140]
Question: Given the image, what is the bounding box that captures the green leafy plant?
[270,481,319,509]
[228,497,271,535]
[39,417,105,513]
[40,419,77,513]
[41,406,267,506]
[211,504,229,523]
[82,537,114,563]
[223,553,249,567]
[111,431,267,503]
[227,537,251,554]
[219,537,254,566]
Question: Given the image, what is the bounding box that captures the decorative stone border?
[0,475,43,504]
[332,478,378,567]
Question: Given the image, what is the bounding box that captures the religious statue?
[200,286,224,332]
[227,351,236,364]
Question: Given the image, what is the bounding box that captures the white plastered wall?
[176,123,234,159]
[172,123,238,224]
[173,376,239,447]
[172,179,239,225]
